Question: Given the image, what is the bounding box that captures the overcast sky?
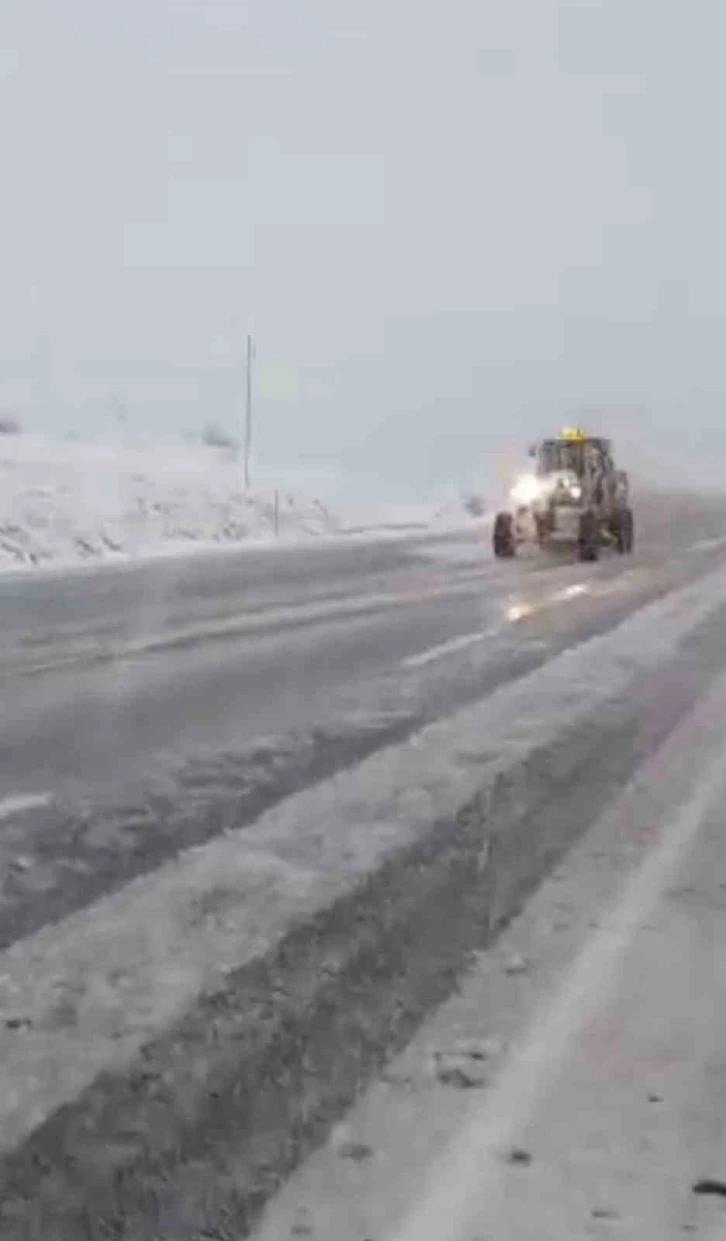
[1,1,725,490]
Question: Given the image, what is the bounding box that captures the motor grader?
[492,428,634,562]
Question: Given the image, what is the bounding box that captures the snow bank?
[0,434,342,571]
[0,433,485,572]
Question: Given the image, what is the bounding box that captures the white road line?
[389,734,726,1241]
[401,631,492,670]
[552,582,590,601]
[687,535,726,554]
[402,581,592,670]
[0,794,52,821]
[409,564,600,670]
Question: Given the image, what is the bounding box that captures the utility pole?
[244,333,253,489]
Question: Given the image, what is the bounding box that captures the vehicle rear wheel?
[612,507,634,554]
[578,510,599,562]
[622,507,634,553]
[493,511,516,558]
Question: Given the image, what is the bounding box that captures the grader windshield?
[536,440,585,477]
[535,433,611,479]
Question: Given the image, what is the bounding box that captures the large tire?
[578,510,599,562]
[493,511,516,558]
[611,506,634,554]
[611,511,625,554]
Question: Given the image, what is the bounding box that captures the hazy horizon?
[2,1,726,492]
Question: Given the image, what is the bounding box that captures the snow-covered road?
[2,493,726,1236]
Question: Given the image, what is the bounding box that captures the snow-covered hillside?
[0,434,342,571]
[0,434,485,572]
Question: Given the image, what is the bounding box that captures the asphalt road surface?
[0,490,725,956]
[2,491,726,803]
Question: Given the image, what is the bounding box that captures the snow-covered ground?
[0,433,483,573]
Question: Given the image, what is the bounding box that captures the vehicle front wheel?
[578,510,599,562]
[493,511,516,558]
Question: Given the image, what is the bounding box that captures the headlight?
[510,474,541,506]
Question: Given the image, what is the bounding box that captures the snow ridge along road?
[255,630,726,1241]
[4,559,726,1237]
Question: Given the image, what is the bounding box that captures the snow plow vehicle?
[493,428,634,562]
